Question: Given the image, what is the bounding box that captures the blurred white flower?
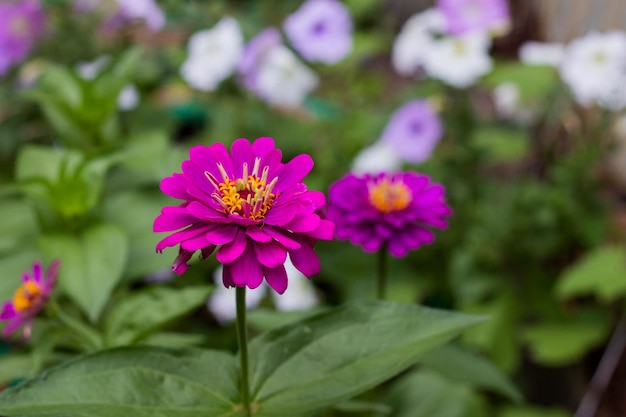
[492,82,536,126]
[519,41,565,67]
[117,84,139,110]
[392,9,446,76]
[422,32,492,88]
[254,45,318,107]
[270,259,318,311]
[208,257,319,324]
[351,141,402,175]
[180,17,243,92]
[559,31,626,110]
[208,266,267,325]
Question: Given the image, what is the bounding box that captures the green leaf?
[420,344,523,402]
[247,307,323,332]
[40,224,129,323]
[0,346,241,417]
[472,126,530,163]
[498,405,571,417]
[0,199,39,255]
[556,246,626,302]
[522,319,610,366]
[384,370,488,417]
[104,285,213,346]
[482,61,558,102]
[249,300,484,416]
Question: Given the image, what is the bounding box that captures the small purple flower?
[379,100,443,164]
[284,0,353,64]
[114,0,165,31]
[153,137,335,294]
[436,0,510,36]
[0,0,46,76]
[237,27,282,93]
[327,172,452,257]
[1,260,60,339]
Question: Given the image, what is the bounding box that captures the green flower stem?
[236,286,252,417]
[377,247,388,300]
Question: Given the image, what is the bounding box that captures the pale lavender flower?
[380,100,443,164]
[0,0,46,76]
[284,0,352,64]
[436,0,510,36]
[237,28,282,93]
[115,0,165,31]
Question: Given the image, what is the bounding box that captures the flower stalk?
[236,286,252,416]
[377,247,388,300]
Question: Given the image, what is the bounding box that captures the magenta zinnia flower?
[1,260,59,339]
[284,0,353,64]
[327,172,452,257]
[154,137,335,294]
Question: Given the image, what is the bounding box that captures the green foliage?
[556,246,626,302]
[0,301,482,417]
[40,224,129,323]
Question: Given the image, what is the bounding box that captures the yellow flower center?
[12,281,43,312]
[205,157,278,220]
[368,178,412,213]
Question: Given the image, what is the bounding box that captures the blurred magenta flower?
[0,0,45,76]
[154,137,335,294]
[380,100,443,164]
[327,172,452,257]
[0,260,60,339]
[436,0,510,36]
[284,0,352,64]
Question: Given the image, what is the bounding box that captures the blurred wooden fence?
[535,0,626,42]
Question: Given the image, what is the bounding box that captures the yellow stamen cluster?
[206,157,278,220]
[368,178,412,213]
[12,281,43,312]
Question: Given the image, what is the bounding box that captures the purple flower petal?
[289,241,321,278]
[264,264,288,294]
[254,240,287,268]
[216,229,247,264]
[230,246,264,289]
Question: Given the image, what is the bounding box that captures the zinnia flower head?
[0,260,60,339]
[379,100,443,164]
[154,137,335,294]
[436,0,510,36]
[0,0,46,76]
[327,172,452,257]
[284,0,353,64]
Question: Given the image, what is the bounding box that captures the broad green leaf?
[0,355,34,384]
[249,300,484,416]
[103,191,173,280]
[40,224,129,323]
[0,200,38,255]
[0,346,241,417]
[247,307,323,332]
[15,145,82,183]
[384,370,487,417]
[556,246,626,302]
[420,344,523,402]
[141,332,207,348]
[104,285,213,346]
[522,319,610,366]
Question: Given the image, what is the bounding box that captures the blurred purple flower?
[153,138,335,294]
[238,27,282,93]
[1,260,59,339]
[379,100,443,164]
[284,0,352,64]
[115,0,165,31]
[0,0,45,76]
[327,172,452,257]
[436,0,510,36]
